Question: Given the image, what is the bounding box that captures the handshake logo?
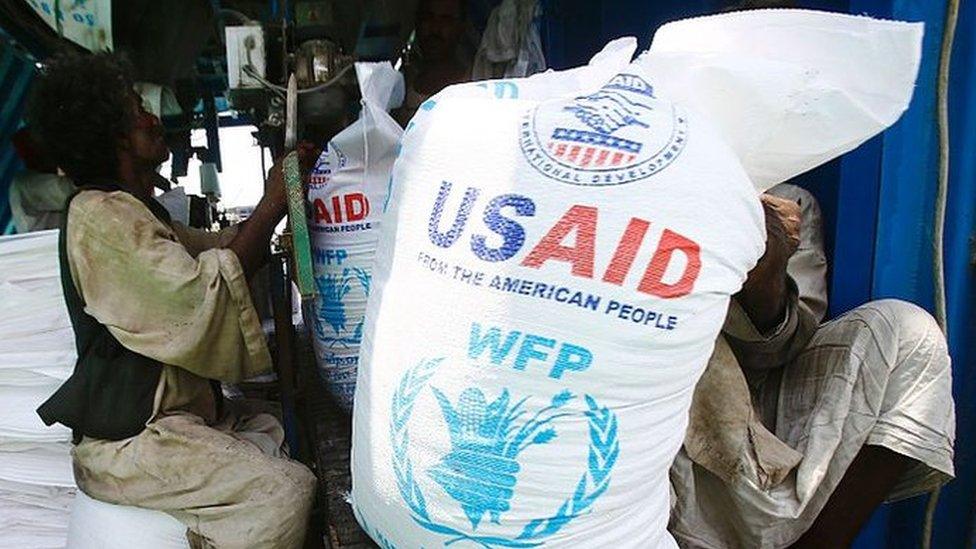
[565,75,655,135]
[520,73,687,186]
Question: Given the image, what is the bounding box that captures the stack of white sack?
[305,62,404,412]
[351,9,922,548]
[0,230,77,548]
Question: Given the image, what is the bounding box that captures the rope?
[922,0,959,546]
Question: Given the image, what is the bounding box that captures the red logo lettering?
[637,229,701,298]
[313,198,332,224]
[344,193,370,222]
[602,218,650,286]
[312,193,371,225]
[521,205,597,278]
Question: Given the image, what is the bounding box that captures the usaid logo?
[520,74,688,186]
[309,144,347,188]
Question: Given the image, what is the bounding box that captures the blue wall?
[932,0,976,545]
[839,1,975,547]
[542,1,975,547]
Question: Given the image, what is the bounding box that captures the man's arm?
[171,143,318,273]
[230,142,319,278]
[737,194,799,332]
[724,192,821,370]
[227,183,285,278]
[66,147,318,382]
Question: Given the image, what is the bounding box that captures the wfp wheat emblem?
[390,358,620,547]
[520,73,688,186]
[313,267,371,348]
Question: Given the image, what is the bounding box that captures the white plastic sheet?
[155,186,190,226]
[0,231,76,548]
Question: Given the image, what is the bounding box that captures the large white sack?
[0,230,60,280]
[305,62,404,411]
[0,230,74,361]
[0,383,72,443]
[351,38,756,549]
[0,442,74,487]
[66,491,189,549]
[639,9,923,191]
[0,356,73,386]
[0,500,71,549]
[351,9,921,548]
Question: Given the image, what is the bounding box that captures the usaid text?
[427,181,701,299]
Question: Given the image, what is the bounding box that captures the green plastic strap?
[283,151,316,300]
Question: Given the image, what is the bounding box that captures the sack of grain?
[351,10,921,547]
[306,62,403,411]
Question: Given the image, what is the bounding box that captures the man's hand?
[229,141,321,278]
[751,194,801,281]
[737,194,802,332]
[265,141,322,214]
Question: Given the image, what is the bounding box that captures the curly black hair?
[27,52,136,182]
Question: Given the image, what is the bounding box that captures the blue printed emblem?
[313,267,371,348]
[519,74,688,186]
[309,143,347,187]
[390,359,619,547]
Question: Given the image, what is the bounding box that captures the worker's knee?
[272,461,317,512]
[868,299,940,336]
[865,299,945,350]
[856,299,950,379]
[258,461,317,544]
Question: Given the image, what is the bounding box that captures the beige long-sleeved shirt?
[684,183,829,488]
[65,189,271,424]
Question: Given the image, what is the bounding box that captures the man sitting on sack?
[31,52,318,548]
[669,185,955,547]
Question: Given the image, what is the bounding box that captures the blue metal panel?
[936,0,976,544]
[871,1,942,311]
[539,0,721,70]
[0,145,20,234]
[840,0,976,547]
[0,61,34,143]
[829,0,887,324]
[830,138,882,316]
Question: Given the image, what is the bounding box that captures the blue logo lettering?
[428,181,479,248]
[471,194,535,262]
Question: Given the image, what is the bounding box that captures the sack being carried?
[351,10,921,548]
[305,63,404,411]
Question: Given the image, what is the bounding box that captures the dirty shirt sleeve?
[66,191,271,382]
[171,222,240,258]
[723,276,819,370]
